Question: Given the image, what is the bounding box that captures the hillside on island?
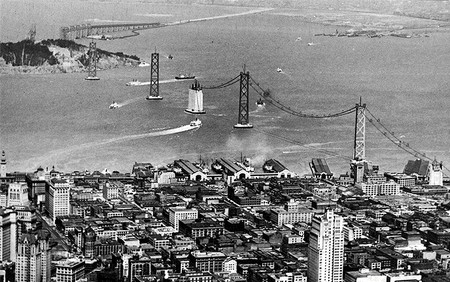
[0,39,140,75]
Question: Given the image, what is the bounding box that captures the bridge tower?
[234,70,253,128]
[146,52,162,100]
[351,98,366,183]
[85,41,100,80]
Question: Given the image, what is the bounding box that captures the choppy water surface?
[1,1,450,175]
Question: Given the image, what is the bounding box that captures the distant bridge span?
[59,22,163,40]
[60,8,273,40]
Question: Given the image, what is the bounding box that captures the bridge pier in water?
[234,71,253,129]
[185,80,206,114]
[146,52,162,100]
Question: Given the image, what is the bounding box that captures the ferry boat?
[85,76,100,81]
[190,118,202,127]
[175,74,196,80]
[109,101,119,109]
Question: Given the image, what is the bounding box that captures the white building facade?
[308,209,344,282]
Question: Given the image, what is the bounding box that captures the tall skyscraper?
[15,230,51,282]
[0,208,17,262]
[308,209,344,282]
[16,233,42,282]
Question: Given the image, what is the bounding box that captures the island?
[0,39,140,75]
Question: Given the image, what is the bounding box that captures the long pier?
[59,22,163,40]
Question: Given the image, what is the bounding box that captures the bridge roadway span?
[60,22,163,40]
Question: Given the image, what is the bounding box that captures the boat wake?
[117,97,142,107]
[250,106,265,114]
[25,124,200,168]
[126,79,181,86]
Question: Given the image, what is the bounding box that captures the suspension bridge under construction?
[83,49,448,178]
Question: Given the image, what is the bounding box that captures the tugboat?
[256,98,265,106]
[109,101,119,109]
[190,118,202,127]
[175,74,196,80]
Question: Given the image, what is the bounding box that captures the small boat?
[175,74,195,80]
[138,61,150,67]
[190,118,202,127]
[256,98,265,106]
[277,68,282,73]
[307,42,316,46]
[109,101,119,109]
[126,80,145,86]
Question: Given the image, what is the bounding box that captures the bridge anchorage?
[85,41,100,81]
[146,52,163,101]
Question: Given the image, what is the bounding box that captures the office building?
[15,231,50,282]
[168,207,198,231]
[55,259,85,282]
[308,209,344,282]
[0,208,17,262]
[7,182,29,207]
[46,179,70,220]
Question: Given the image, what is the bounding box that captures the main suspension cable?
[203,75,240,89]
[365,107,450,177]
[249,76,357,118]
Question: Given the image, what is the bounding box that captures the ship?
[109,101,119,109]
[190,118,202,127]
[85,76,100,81]
[175,74,196,80]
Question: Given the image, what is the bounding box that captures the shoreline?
[2,6,449,76]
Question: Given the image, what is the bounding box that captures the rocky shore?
[0,39,140,75]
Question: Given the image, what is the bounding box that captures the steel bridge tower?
[146,52,162,100]
[234,71,253,128]
[351,99,366,183]
[85,41,100,80]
